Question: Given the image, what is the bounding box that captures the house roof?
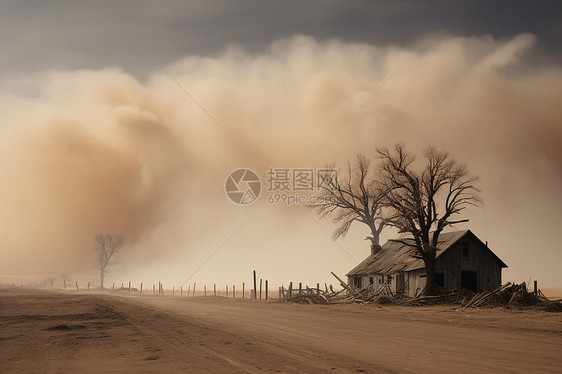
[346,230,507,277]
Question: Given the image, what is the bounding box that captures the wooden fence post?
[112,282,115,291]
[140,283,143,294]
[204,285,207,297]
[299,282,302,295]
[233,285,236,299]
[214,284,216,296]
[534,280,538,296]
[153,284,155,295]
[193,283,196,296]
[128,281,131,293]
[289,282,293,298]
[265,280,268,300]
[253,270,257,300]
[88,281,90,291]
[226,285,229,298]
[180,286,182,296]
[188,285,191,296]
[242,282,245,299]
[173,286,175,295]
[317,283,320,294]
[259,279,263,300]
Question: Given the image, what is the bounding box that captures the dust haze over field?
[1,33,561,287]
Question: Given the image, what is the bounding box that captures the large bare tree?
[314,154,391,246]
[377,144,481,295]
[94,234,125,291]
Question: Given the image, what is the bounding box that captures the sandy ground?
[542,288,562,299]
[1,288,561,373]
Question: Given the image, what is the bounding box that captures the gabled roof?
[346,230,507,277]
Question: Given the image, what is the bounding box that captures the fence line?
[0,268,350,302]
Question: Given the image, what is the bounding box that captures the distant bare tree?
[59,273,71,290]
[377,144,481,295]
[94,234,125,291]
[43,277,55,289]
[313,154,391,246]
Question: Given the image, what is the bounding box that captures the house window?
[435,273,444,287]
[369,277,374,285]
[386,275,393,284]
[463,242,469,258]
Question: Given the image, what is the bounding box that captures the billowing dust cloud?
[1,34,561,285]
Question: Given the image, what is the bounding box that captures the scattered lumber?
[462,282,562,311]
[400,292,462,306]
[330,272,358,297]
[282,277,562,311]
[287,293,332,305]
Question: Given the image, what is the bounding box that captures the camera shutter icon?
[225,168,261,205]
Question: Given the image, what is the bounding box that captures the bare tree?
[43,277,55,289]
[59,273,71,290]
[377,144,481,295]
[94,234,125,291]
[313,154,391,246]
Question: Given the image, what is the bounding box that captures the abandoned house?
[346,230,507,297]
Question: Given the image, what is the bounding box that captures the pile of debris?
[284,291,332,305]
[462,282,562,311]
[283,274,562,311]
[399,291,468,306]
[282,272,410,305]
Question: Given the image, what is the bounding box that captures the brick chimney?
[371,244,381,255]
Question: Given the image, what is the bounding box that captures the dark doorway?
[461,271,478,292]
[396,273,404,293]
[435,273,444,288]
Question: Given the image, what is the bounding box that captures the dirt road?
[1,289,561,373]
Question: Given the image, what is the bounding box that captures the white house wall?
[406,269,426,297]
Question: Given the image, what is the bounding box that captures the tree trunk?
[421,251,440,296]
[366,218,382,246]
[370,231,380,246]
[100,269,105,292]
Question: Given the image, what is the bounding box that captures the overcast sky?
[1,1,561,288]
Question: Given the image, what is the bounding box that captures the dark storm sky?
[1,0,560,79]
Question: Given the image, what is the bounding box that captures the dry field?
[1,288,561,373]
[542,288,562,300]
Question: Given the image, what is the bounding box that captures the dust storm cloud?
[0,34,560,285]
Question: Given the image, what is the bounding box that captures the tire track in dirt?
[107,296,386,373]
